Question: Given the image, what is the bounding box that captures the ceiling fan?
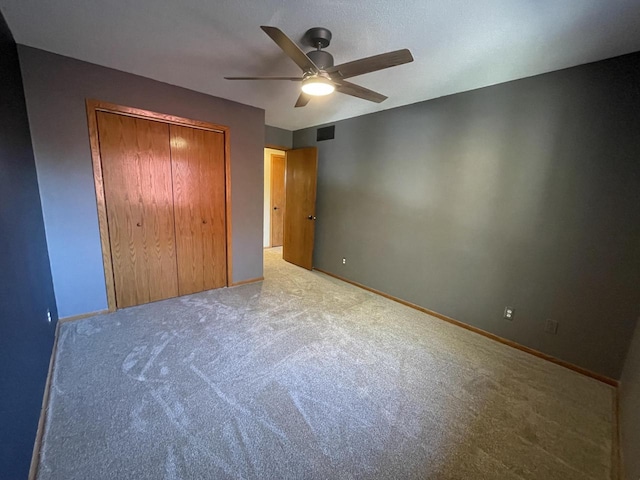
[225,26,414,107]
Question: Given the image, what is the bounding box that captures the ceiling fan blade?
[261,26,319,73]
[327,49,414,79]
[295,92,311,108]
[224,76,303,81]
[333,79,387,103]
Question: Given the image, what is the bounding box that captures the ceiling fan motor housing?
[307,50,334,69]
[305,27,334,69]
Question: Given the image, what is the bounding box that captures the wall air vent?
[316,125,335,142]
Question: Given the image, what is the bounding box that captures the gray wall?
[265,125,293,149]
[19,46,265,318]
[0,13,57,478]
[293,52,640,379]
[621,317,640,480]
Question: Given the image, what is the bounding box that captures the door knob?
[307,215,316,220]
[136,222,142,227]
[202,220,207,224]
[273,206,279,210]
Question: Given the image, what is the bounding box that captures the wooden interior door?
[283,147,318,270]
[270,154,286,247]
[170,124,227,295]
[97,112,179,308]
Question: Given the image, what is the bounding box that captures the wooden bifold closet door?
[170,125,227,295]
[98,112,179,308]
[96,111,227,309]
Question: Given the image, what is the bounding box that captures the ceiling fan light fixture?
[301,76,335,96]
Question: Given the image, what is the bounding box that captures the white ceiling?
[3,0,640,131]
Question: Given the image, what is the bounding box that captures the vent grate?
[316,125,335,142]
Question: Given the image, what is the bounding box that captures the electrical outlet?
[47,309,52,323]
[545,319,559,335]
[503,307,514,320]
[342,258,346,265]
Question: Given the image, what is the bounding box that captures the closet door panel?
[199,130,227,290]
[170,125,227,295]
[170,126,203,295]
[97,112,178,308]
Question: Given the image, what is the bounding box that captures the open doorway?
[264,146,319,270]
[264,148,286,250]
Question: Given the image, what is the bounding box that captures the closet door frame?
[86,99,232,312]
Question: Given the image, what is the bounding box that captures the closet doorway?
[87,100,232,311]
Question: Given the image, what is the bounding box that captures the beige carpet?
[38,247,614,479]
